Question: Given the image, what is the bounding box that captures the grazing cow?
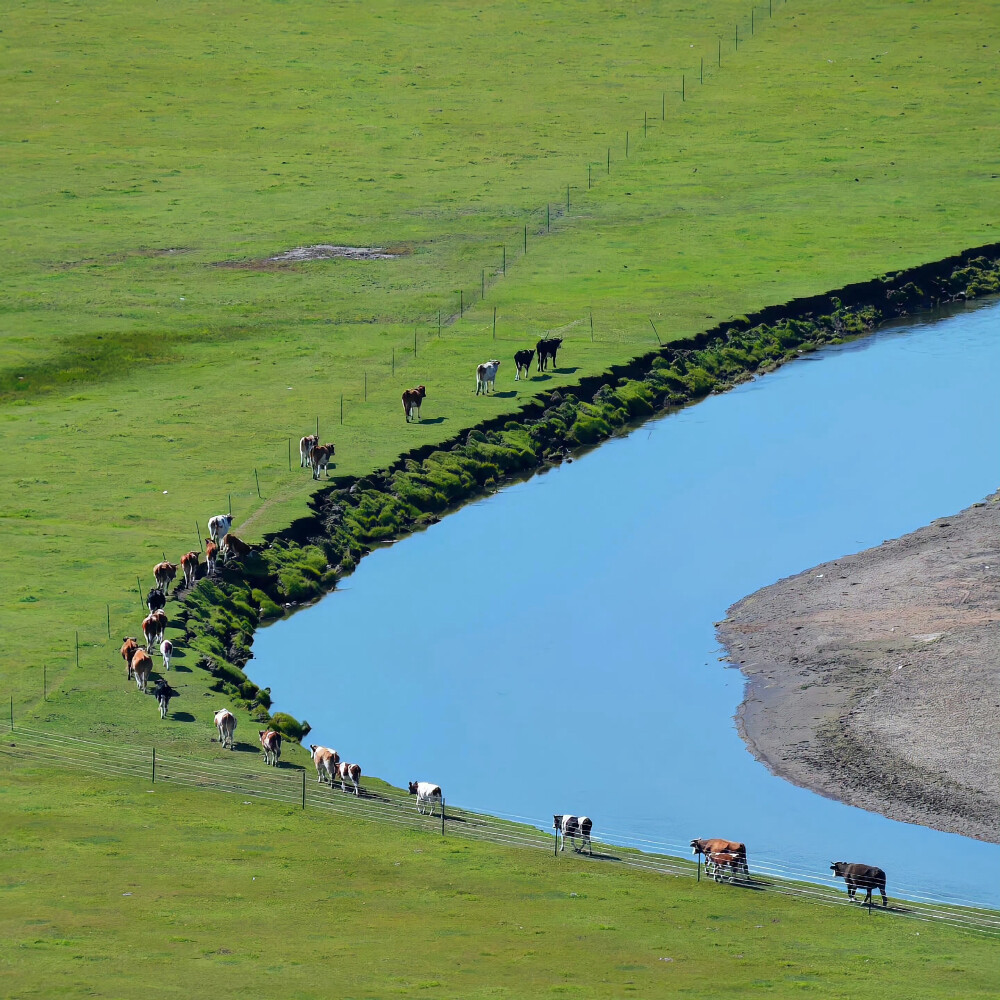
[181,550,200,588]
[160,639,173,672]
[831,862,888,907]
[205,539,219,576]
[207,514,233,546]
[214,709,237,749]
[152,678,177,720]
[310,443,336,480]
[131,649,153,692]
[536,336,563,372]
[553,815,593,855]
[153,561,177,594]
[259,729,282,766]
[706,851,743,883]
[408,781,442,816]
[221,533,251,563]
[475,360,501,395]
[146,588,166,614]
[121,637,140,679]
[514,348,534,381]
[402,385,427,423]
[309,744,340,783]
[336,760,361,796]
[690,839,749,876]
[299,434,318,468]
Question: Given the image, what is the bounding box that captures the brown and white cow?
[831,862,888,907]
[310,443,336,480]
[121,637,140,679]
[300,434,318,468]
[409,781,442,816]
[214,709,237,749]
[204,538,219,576]
[160,638,173,672]
[131,649,153,692]
[142,612,165,651]
[221,533,250,563]
[181,550,200,588]
[309,744,340,783]
[153,561,177,593]
[335,760,361,796]
[706,851,743,883]
[690,838,749,876]
[402,385,426,423]
[475,360,501,395]
[259,729,282,766]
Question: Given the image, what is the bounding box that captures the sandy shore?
[718,493,1000,843]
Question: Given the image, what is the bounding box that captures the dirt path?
[717,493,1000,843]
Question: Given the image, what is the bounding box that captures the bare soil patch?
[718,492,1000,842]
[213,244,409,271]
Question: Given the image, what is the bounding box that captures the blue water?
[253,299,1000,907]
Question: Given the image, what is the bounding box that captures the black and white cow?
[152,678,177,720]
[514,349,534,381]
[408,781,442,816]
[146,588,166,614]
[475,360,501,395]
[207,514,233,546]
[554,814,593,855]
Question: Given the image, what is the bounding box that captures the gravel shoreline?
[718,493,1000,843]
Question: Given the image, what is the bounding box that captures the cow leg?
[880,887,888,907]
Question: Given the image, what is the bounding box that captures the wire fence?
[2,723,997,935]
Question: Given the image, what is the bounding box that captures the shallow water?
[253,298,1000,907]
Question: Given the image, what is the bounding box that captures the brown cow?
[121,637,140,679]
[142,610,167,650]
[131,649,153,692]
[259,729,282,766]
[402,385,426,423]
[690,838,749,876]
[205,538,219,576]
[310,443,336,480]
[309,744,340,783]
[181,550,200,588]
[221,533,250,563]
[153,561,177,593]
[335,760,362,796]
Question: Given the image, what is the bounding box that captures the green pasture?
[1,758,997,999]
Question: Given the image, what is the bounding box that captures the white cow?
[214,709,237,749]
[309,744,340,783]
[207,514,233,546]
[475,360,501,396]
[160,639,173,672]
[408,781,443,816]
[299,434,318,469]
[554,814,593,855]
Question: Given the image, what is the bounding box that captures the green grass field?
[2,0,1000,992]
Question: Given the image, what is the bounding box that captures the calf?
[690,838,749,876]
[475,360,501,395]
[131,649,153,692]
[706,851,743,883]
[309,744,340,784]
[214,709,237,749]
[205,539,219,576]
[207,514,233,545]
[402,385,426,422]
[152,678,177,719]
[554,814,593,855]
[536,336,563,372]
[336,760,361,796]
[310,443,336,480]
[153,561,177,594]
[259,729,282,766]
[514,348,534,381]
[408,781,442,816]
[121,637,140,680]
[831,862,888,907]
[146,588,166,614]
[221,533,250,563]
[160,638,173,672]
[181,550,200,588]
[299,434,318,468]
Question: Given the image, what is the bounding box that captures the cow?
[336,760,361,796]
[205,539,219,576]
[536,337,563,372]
[309,744,340,784]
[121,637,140,679]
[142,612,165,651]
[152,678,177,720]
[705,851,743,883]
[554,815,593,855]
[131,649,153,692]
[180,550,200,588]
[402,385,426,422]
[221,533,251,564]
[153,561,177,594]
[146,588,166,614]
[299,434,318,468]
[214,709,237,749]
[831,862,888,907]
[514,349,534,381]
[690,839,749,876]
[259,729,282,766]
[207,514,233,546]
[310,443,336,480]
[160,639,173,672]
[475,360,501,395]
[408,781,442,816]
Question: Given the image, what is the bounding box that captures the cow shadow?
[492,390,518,398]
[168,663,191,673]
[417,417,447,424]
[533,374,553,382]
[553,366,580,375]
[170,711,195,722]
[585,850,621,862]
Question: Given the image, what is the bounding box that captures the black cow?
[536,337,563,372]
[152,678,178,720]
[146,588,166,614]
[514,348,535,381]
[831,862,888,906]
[554,814,593,855]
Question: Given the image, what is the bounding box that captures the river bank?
[720,493,1000,843]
